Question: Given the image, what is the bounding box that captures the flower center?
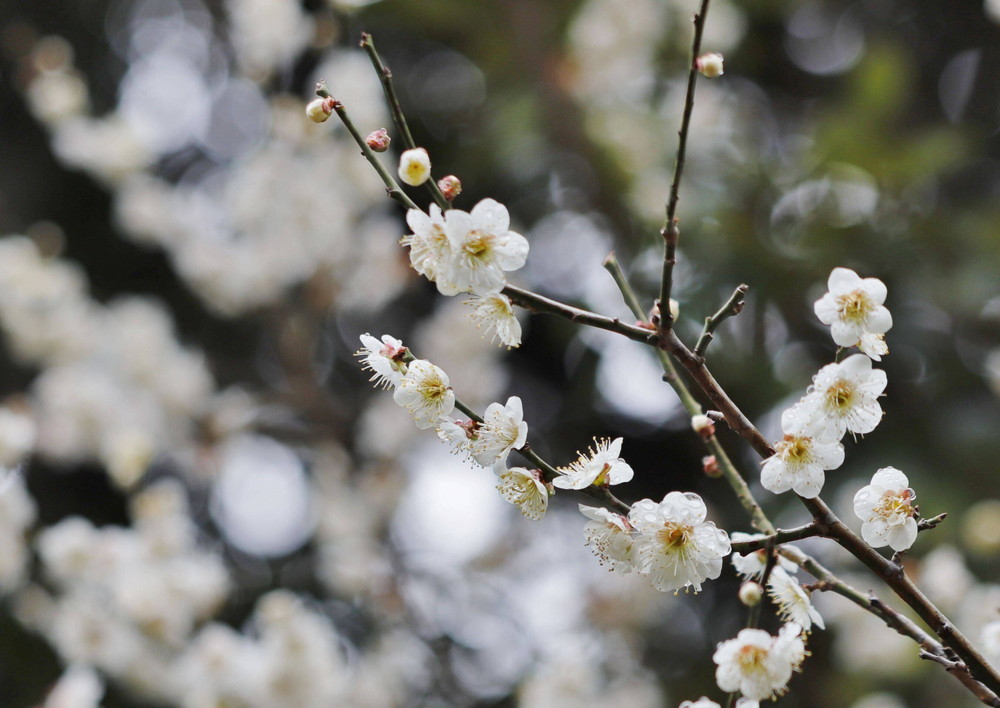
[874,488,915,520]
[464,231,492,258]
[657,522,692,549]
[837,289,873,325]
[419,377,449,402]
[777,434,812,464]
[738,644,769,670]
[825,379,855,413]
[592,462,612,487]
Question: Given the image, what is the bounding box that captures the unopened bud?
[739,581,763,607]
[366,128,391,152]
[398,147,431,187]
[696,52,725,78]
[650,299,680,323]
[691,414,715,439]
[438,175,462,201]
[702,454,721,477]
[306,97,334,123]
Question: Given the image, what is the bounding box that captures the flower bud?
[691,414,715,439]
[702,454,721,478]
[739,581,763,607]
[398,147,431,186]
[366,128,391,152]
[438,175,462,201]
[696,52,724,78]
[306,97,334,123]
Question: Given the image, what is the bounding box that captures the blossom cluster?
[402,199,527,348]
[579,492,731,594]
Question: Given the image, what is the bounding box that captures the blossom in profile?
[853,467,918,552]
[767,567,825,631]
[814,267,892,352]
[579,504,633,574]
[463,292,522,348]
[392,359,454,429]
[760,404,845,499]
[471,396,528,467]
[729,531,798,581]
[553,437,633,490]
[401,204,449,282]
[628,492,730,593]
[436,417,479,462]
[437,198,528,296]
[713,623,806,701]
[355,333,406,390]
[398,147,431,186]
[797,354,887,441]
[496,466,549,520]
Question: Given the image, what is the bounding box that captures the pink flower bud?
[692,414,716,439]
[438,175,462,201]
[702,454,721,477]
[366,128,391,152]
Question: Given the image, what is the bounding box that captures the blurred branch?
[359,32,450,211]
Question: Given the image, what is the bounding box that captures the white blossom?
[553,437,634,490]
[398,147,431,187]
[392,359,455,429]
[858,332,888,361]
[437,198,529,296]
[628,492,730,593]
[767,567,825,631]
[44,664,105,708]
[496,466,549,520]
[355,333,407,390]
[814,267,892,352]
[579,504,634,573]
[729,532,797,581]
[853,467,919,552]
[760,404,844,498]
[401,204,450,281]
[797,354,887,440]
[470,396,528,467]
[463,292,522,348]
[713,623,806,701]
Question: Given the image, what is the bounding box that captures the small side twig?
[918,511,948,532]
[359,32,450,211]
[693,284,749,358]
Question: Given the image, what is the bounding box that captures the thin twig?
[328,98,419,211]
[918,511,948,532]
[657,0,713,337]
[730,523,822,554]
[693,284,749,357]
[502,283,658,347]
[359,32,450,211]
